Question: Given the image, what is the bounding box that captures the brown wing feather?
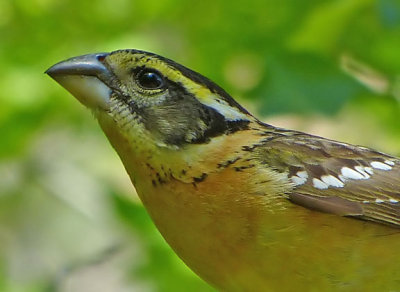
[257,130,400,227]
[288,193,363,216]
[296,167,400,227]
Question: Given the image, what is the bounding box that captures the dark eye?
[136,69,165,90]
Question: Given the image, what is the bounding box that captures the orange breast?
[135,162,400,291]
[105,123,400,290]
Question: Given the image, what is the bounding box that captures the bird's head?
[46,49,253,153]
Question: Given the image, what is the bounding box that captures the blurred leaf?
[254,52,365,115]
[288,0,373,55]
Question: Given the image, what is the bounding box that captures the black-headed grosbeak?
[47,50,400,291]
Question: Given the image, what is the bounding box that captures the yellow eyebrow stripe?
[133,55,250,121]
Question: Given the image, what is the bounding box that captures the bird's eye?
[136,69,165,90]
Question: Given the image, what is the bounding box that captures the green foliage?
[0,0,399,291]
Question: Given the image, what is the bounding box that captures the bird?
[46,49,400,291]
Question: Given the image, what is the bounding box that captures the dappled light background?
[1,0,399,291]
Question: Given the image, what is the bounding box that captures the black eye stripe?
[136,68,165,90]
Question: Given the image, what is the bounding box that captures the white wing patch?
[354,166,371,179]
[312,178,328,189]
[361,198,399,204]
[364,167,374,175]
[321,175,344,188]
[371,161,393,170]
[290,170,308,186]
[291,160,396,190]
[341,167,367,180]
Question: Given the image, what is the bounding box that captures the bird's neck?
[98,112,265,183]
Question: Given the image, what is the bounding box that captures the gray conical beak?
[46,53,112,110]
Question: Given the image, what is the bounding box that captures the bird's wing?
[257,131,400,227]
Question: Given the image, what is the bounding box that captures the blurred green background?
[0,0,399,291]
